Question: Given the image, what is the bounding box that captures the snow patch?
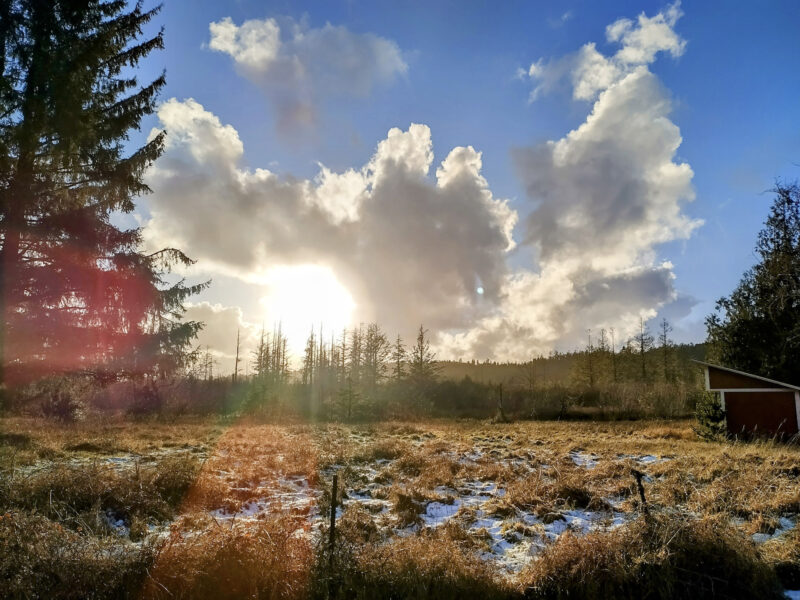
[752,516,796,544]
[569,450,598,469]
[103,510,129,537]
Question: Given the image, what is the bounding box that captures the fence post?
[328,472,338,598]
[329,473,338,554]
[630,468,648,515]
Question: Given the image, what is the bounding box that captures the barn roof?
[692,360,800,392]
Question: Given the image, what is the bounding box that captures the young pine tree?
[390,334,406,381]
[0,1,206,395]
[408,325,440,411]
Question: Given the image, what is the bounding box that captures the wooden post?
[233,329,240,383]
[329,473,338,552]
[631,468,648,515]
[328,473,338,598]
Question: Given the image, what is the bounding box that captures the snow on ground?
[617,453,672,465]
[47,432,795,576]
[569,449,599,469]
[311,443,796,574]
[751,516,797,544]
[103,509,130,537]
[319,452,635,573]
[210,475,318,521]
[426,502,630,572]
[16,446,205,475]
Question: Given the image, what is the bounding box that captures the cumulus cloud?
[146,3,702,363]
[208,16,407,132]
[525,1,685,102]
[439,2,701,359]
[144,100,516,342]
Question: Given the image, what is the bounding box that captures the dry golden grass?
[519,513,783,599]
[324,524,515,599]
[0,511,157,599]
[2,416,799,599]
[142,516,313,599]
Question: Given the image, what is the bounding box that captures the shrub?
[316,529,513,600]
[0,511,156,599]
[695,391,727,439]
[128,381,163,415]
[38,378,89,422]
[520,513,782,600]
[142,517,312,599]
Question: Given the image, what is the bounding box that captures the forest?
[7,322,709,423]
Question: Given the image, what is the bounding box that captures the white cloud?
[547,10,574,29]
[208,16,407,132]
[606,2,685,66]
[524,1,686,102]
[440,2,701,360]
[208,17,281,71]
[144,100,516,344]
[146,3,701,363]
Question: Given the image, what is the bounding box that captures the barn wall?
[725,391,799,437]
[708,368,779,390]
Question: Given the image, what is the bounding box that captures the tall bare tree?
[658,318,673,381]
[632,317,654,381]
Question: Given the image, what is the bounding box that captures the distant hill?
[437,342,708,386]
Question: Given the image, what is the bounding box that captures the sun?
[258,264,356,352]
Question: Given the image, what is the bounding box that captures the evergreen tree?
[390,334,406,381]
[348,325,362,387]
[0,1,205,394]
[706,182,800,384]
[408,325,440,410]
[302,327,315,387]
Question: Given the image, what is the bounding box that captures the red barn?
[696,361,800,438]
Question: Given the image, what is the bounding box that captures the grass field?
[1,416,798,599]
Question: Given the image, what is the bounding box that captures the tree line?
[240,324,440,420]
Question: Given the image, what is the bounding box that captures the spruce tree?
[0,1,205,393]
[390,334,406,381]
[408,325,440,409]
[706,182,800,384]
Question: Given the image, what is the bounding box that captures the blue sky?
[133,1,800,367]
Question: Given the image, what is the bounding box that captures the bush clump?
[142,517,313,599]
[695,391,727,440]
[520,512,783,600]
[0,511,156,599]
[317,529,513,600]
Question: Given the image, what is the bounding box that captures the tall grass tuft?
[142,517,313,599]
[0,511,156,599]
[316,526,514,600]
[520,512,783,599]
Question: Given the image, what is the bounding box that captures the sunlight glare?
[259,265,355,352]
